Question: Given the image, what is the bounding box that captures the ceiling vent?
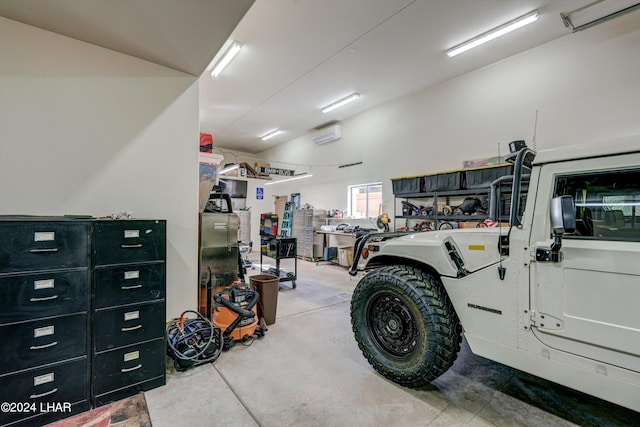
[312,124,341,145]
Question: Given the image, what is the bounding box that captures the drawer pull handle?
[121,364,142,373]
[30,341,58,350]
[121,325,142,332]
[121,244,143,249]
[30,388,58,399]
[29,248,59,253]
[30,295,59,302]
[121,284,143,290]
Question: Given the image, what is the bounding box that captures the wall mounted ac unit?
[312,124,341,145]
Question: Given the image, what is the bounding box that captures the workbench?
[315,230,358,264]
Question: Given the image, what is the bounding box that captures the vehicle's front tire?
[350,265,461,387]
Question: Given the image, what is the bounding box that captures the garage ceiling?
[0,0,255,76]
[1,0,636,153]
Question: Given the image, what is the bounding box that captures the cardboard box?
[462,156,504,168]
[458,221,483,228]
[254,162,271,178]
[338,246,354,267]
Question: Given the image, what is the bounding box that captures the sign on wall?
[256,188,264,200]
[259,167,294,176]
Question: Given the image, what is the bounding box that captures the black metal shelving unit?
[391,164,518,231]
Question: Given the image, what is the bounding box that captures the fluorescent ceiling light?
[321,93,360,113]
[446,10,539,57]
[264,173,313,186]
[561,1,640,32]
[220,164,239,174]
[211,41,242,77]
[260,129,282,141]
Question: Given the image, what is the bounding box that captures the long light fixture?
[321,93,360,113]
[264,173,313,186]
[561,1,640,32]
[219,164,239,174]
[260,129,283,141]
[211,41,242,77]
[446,10,539,57]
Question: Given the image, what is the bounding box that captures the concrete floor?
[146,258,640,427]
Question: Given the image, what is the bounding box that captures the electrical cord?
[166,310,224,370]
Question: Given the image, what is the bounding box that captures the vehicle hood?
[371,228,505,277]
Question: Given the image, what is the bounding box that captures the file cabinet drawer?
[94,302,164,351]
[0,269,89,323]
[93,376,165,408]
[0,358,88,427]
[94,263,164,309]
[0,222,89,274]
[92,220,166,265]
[0,314,87,374]
[93,339,165,395]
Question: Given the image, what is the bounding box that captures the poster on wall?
[256,188,264,200]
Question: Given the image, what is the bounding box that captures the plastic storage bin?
[464,165,513,189]
[391,176,424,195]
[424,171,463,192]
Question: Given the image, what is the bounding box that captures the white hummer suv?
[348,137,640,412]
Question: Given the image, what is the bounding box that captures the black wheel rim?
[367,292,418,356]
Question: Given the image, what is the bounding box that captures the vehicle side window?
[554,169,640,241]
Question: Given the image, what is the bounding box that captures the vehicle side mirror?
[550,195,576,235]
[543,195,576,262]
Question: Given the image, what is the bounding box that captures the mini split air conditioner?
[312,124,341,145]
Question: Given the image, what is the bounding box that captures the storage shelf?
[392,164,522,230]
[397,214,488,221]
[397,189,490,199]
[396,184,528,200]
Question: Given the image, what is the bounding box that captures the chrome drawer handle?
[121,325,142,332]
[29,248,59,253]
[121,244,143,248]
[121,284,143,290]
[121,364,142,373]
[30,388,58,399]
[30,341,58,350]
[30,295,59,302]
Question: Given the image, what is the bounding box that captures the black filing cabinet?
[91,219,166,406]
[0,218,91,427]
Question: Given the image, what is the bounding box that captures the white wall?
[0,17,200,318]
[254,14,640,229]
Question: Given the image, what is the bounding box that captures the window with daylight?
[348,183,382,218]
